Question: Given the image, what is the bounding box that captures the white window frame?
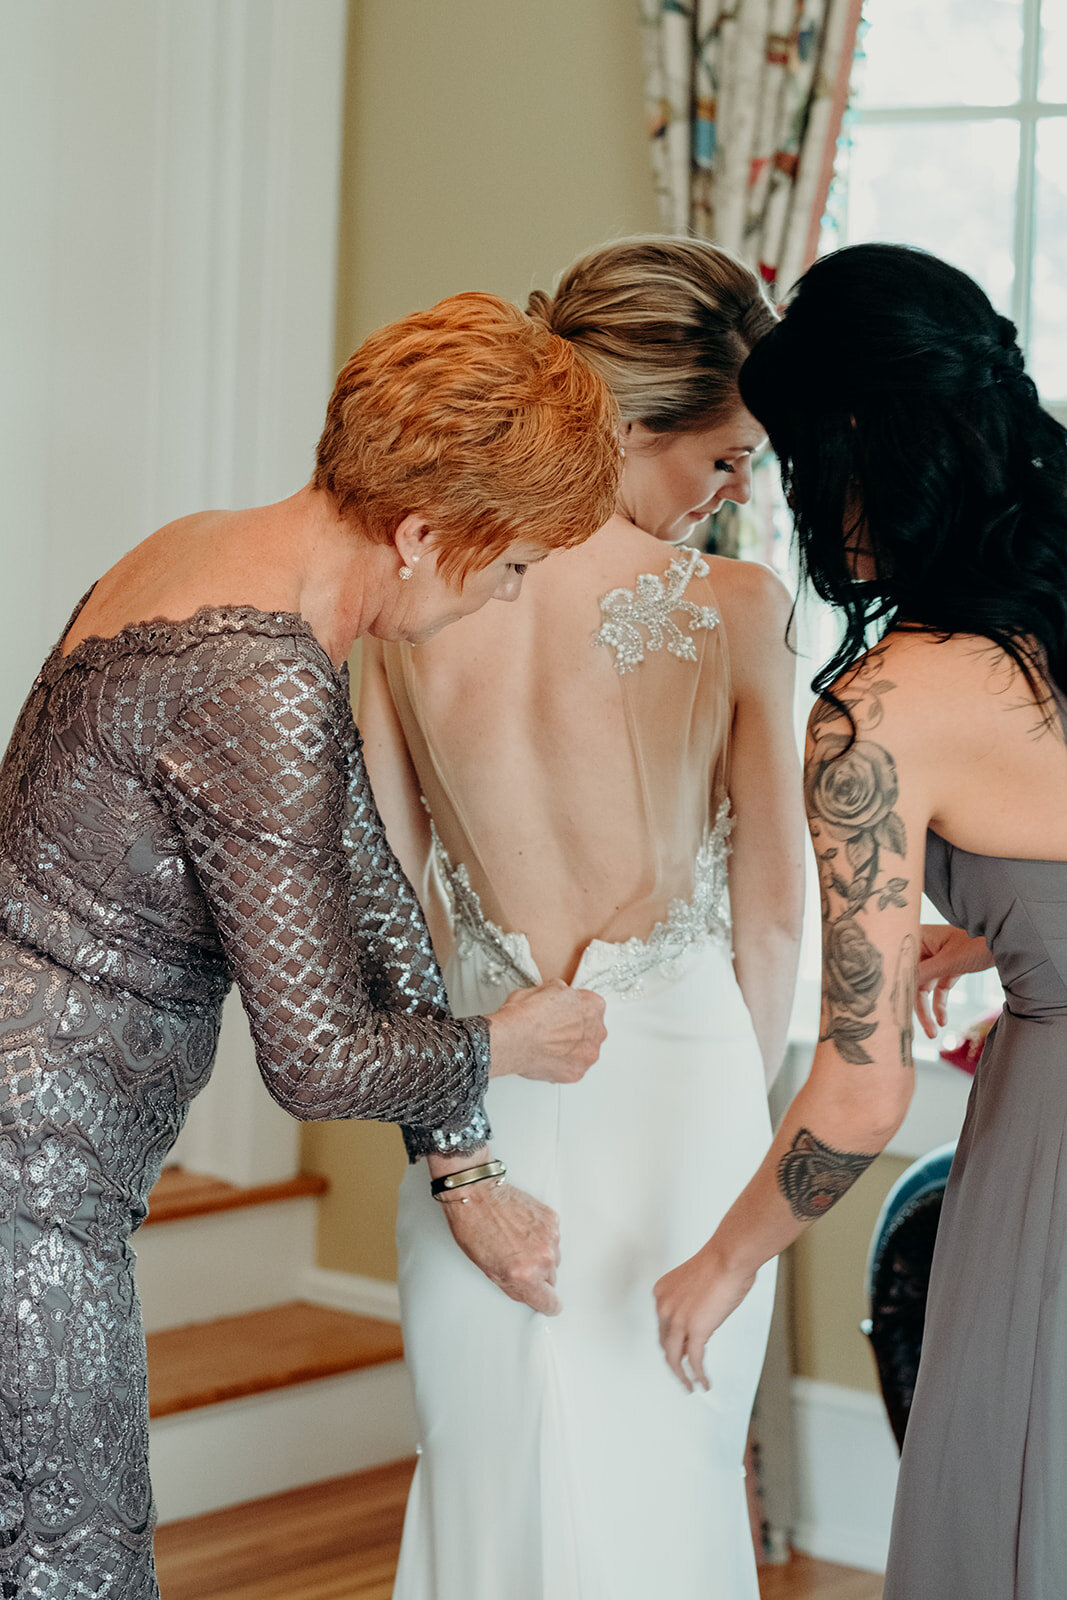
[842,0,1067,417]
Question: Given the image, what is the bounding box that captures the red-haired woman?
[0,293,618,1599]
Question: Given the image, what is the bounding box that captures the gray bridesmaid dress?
[0,596,489,1597]
[883,801,1067,1596]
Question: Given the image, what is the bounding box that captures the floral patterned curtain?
[639,0,863,295]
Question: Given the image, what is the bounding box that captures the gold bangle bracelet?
[430,1159,506,1198]
[433,1175,507,1206]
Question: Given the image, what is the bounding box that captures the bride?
[359,237,805,1599]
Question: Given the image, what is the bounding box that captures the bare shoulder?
[705,554,793,626]
[813,633,938,750]
[704,557,795,696]
[807,631,1049,833]
[824,629,1036,738]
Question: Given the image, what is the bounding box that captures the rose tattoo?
[807,658,913,1066]
[825,919,884,1018]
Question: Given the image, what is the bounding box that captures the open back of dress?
[381,527,733,988]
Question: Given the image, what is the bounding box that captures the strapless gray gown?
[0,597,489,1597]
[883,825,1067,1597]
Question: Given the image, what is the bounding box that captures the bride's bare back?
[370,519,733,983]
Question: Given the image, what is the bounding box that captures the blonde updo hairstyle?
[526,235,777,433]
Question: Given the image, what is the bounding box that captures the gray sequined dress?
[0,597,490,1598]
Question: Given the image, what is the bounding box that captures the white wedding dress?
[382,536,777,1600]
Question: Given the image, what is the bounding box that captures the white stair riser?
[133,1199,319,1332]
[150,1360,417,1523]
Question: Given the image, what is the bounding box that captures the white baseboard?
[791,1377,898,1573]
[151,1359,417,1524]
[301,1265,402,1323]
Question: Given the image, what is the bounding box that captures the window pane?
[858,0,1023,109]
[839,120,1018,311]
[1031,119,1067,401]
[1040,0,1067,103]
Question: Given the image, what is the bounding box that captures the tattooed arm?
[655,647,926,1389]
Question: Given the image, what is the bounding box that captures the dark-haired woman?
[653,242,1067,1599]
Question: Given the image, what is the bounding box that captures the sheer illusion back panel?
[382,535,732,983]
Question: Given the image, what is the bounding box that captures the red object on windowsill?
[939,1013,999,1076]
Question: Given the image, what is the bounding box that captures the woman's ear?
[621,419,663,455]
[393,515,439,574]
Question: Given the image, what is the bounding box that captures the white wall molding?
[791,1377,897,1574]
[302,1266,403,1325]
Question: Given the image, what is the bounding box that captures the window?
[826,0,1067,413]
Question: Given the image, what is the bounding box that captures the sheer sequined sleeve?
[154,651,490,1127]
[342,733,491,1159]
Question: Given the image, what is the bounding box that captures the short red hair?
[313,292,620,576]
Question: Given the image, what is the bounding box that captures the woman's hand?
[487,979,606,1084]
[440,1182,562,1316]
[654,1243,757,1392]
[915,923,994,1038]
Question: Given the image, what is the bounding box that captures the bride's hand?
[487,979,606,1084]
[654,1243,757,1392]
[915,923,994,1038]
[441,1182,562,1317]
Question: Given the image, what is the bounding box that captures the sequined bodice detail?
[593,548,720,673]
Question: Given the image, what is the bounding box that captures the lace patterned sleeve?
[154,647,490,1130]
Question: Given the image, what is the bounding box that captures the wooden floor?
[155,1457,883,1600]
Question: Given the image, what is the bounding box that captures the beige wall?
[302,0,658,1281]
[790,1152,912,1394]
[333,0,660,362]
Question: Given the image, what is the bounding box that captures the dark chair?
[861,1142,956,1450]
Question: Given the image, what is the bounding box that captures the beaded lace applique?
[593,547,720,674]
[430,828,540,990]
[431,799,732,1000]
[575,800,733,996]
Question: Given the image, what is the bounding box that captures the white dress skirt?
[393,910,776,1600]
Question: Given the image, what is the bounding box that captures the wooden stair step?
[145,1165,327,1227]
[148,1302,405,1419]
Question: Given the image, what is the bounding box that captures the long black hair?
[739,243,1067,706]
